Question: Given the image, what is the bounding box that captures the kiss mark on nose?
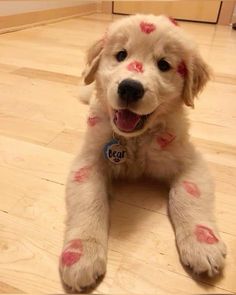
[74,166,91,182]
[177,61,187,77]
[140,21,156,34]
[127,61,144,73]
[195,225,219,244]
[168,16,179,26]
[156,132,175,148]
[183,181,201,198]
[87,115,101,127]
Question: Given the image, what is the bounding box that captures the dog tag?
[104,139,127,164]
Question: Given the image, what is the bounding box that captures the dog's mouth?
[113,109,150,133]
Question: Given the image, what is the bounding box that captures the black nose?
[118,79,144,104]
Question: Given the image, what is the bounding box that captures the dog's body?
[60,15,226,292]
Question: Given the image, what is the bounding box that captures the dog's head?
[83,14,210,137]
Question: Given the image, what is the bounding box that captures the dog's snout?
[118,79,144,104]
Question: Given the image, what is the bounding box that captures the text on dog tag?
[104,139,127,164]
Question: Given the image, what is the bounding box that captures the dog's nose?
[118,79,144,104]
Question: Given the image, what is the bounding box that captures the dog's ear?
[83,39,103,85]
[183,54,211,107]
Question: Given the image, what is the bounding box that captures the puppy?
[60,14,226,292]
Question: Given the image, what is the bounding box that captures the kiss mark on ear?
[168,16,179,26]
[140,21,156,34]
[127,61,144,73]
[195,225,219,244]
[177,61,187,77]
[183,180,201,198]
[156,132,176,148]
[87,115,101,127]
[74,166,91,182]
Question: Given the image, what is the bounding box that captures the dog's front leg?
[169,154,227,276]
[59,153,109,292]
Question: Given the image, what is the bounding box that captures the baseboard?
[0,3,98,34]
[218,1,235,25]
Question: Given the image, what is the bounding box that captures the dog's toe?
[177,234,226,277]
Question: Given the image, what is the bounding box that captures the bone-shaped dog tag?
[104,139,127,164]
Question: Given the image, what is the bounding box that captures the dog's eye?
[157,59,171,72]
[116,49,127,62]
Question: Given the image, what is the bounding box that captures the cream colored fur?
[60,15,226,292]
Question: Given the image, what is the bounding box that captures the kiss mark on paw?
[156,132,175,148]
[74,166,91,182]
[61,251,81,267]
[87,115,101,127]
[195,225,219,244]
[127,61,144,73]
[177,61,187,77]
[61,239,83,267]
[140,21,156,34]
[183,181,201,198]
[168,16,179,26]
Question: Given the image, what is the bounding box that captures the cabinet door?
[113,1,222,23]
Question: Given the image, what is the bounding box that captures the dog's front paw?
[59,239,107,292]
[177,225,227,276]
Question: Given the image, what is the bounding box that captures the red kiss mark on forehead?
[140,21,156,34]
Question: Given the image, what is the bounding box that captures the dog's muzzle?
[113,79,151,133]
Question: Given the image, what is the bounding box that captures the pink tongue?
[115,109,141,132]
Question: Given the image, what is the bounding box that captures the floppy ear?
[183,54,211,107]
[83,39,103,85]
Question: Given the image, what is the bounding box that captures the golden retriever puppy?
[59,14,226,292]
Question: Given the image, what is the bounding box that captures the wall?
[0,0,98,16]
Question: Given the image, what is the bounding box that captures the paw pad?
[195,225,219,244]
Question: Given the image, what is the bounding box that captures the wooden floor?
[0,13,236,294]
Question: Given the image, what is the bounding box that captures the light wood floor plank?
[0,135,72,184]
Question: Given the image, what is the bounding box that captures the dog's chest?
[107,131,179,179]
